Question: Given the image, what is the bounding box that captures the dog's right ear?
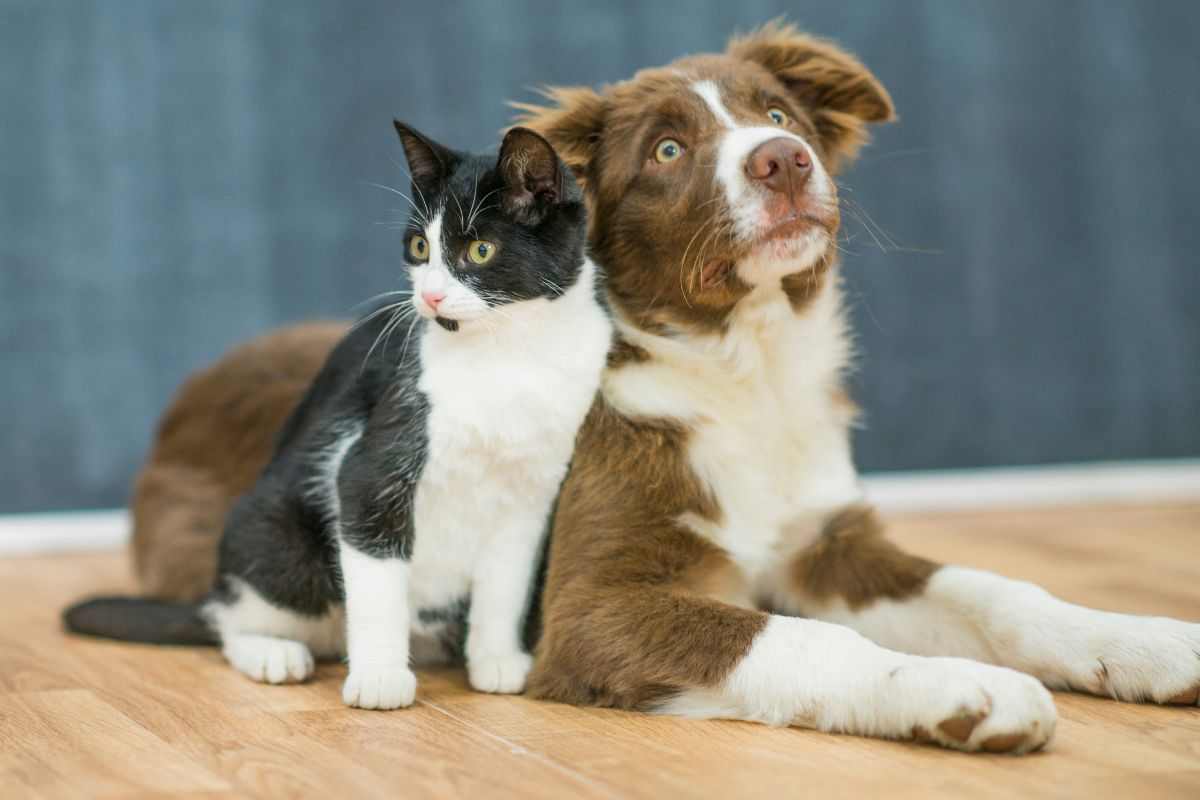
[510,86,607,188]
[393,119,460,196]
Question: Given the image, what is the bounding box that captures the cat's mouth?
[435,317,460,332]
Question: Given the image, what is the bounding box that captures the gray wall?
[2,0,1198,513]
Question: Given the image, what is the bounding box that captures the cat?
[64,121,613,710]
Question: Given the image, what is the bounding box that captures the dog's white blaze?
[690,81,835,262]
[692,80,737,128]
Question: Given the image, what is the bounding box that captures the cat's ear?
[497,126,564,226]
[509,86,607,188]
[393,119,458,195]
[726,21,895,172]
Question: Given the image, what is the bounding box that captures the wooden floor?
[2,504,1199,799]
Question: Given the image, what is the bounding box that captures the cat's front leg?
[465,515,544,694]
[338,541,417,709]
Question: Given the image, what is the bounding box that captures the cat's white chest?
[406,269,611,624]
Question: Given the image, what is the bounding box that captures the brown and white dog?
[132,24,1199,753]
[507,22,1200,753]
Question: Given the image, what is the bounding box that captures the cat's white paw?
[224,634,314,684]
[1043,615,1200,705]
[342,664,417,710]
[889,658,1057,753]
[468,651,533,694]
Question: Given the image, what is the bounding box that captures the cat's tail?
[62,596,219,646]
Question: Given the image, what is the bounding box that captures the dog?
[130,23,1199,753]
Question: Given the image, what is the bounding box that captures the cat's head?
[393,121,587,332]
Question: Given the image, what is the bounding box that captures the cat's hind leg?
[206,576,344,686]
[223,634,315,684]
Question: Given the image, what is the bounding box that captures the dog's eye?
[654,138,684,164]
[408,234,429,262]
[767,107,789,126]
[467,240,497,265]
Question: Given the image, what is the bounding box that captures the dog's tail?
[62,595,218,646]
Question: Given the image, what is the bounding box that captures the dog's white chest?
[608,284,861,582]
[683,373,859,580]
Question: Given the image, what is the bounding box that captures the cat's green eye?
[654,138,683,164]
[767,107,789,126]
[409,234,429,262]
[467,240,497,265]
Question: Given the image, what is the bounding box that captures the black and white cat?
[64,122,612,710]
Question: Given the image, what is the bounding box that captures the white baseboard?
[861,459,1200,513]
[0,509,130,556]
[1,460,1197,556]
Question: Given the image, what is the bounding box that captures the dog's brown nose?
[745,137,812,197]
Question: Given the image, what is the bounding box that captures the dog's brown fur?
[527,396,767,708]
[790,505,938,611]
[514,23,903,708]
[131,322,346,600]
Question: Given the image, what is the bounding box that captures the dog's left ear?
[497,126,564,226]
[728,21,896,172]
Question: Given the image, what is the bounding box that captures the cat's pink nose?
[421,290,445,310]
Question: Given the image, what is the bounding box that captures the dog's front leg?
[777,505,1200,705]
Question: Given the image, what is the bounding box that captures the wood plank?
[0,503,1197,798]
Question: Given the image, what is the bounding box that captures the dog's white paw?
[890,657,1057,753]
[224,634,315,684]
[342,664,417,710]
[468,651,533,694]
[1046,614,1200,705]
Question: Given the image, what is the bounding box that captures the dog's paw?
[892,658,1057,754]
[1051,615,1200,705]
[342,664,417,710]
[224,634,315,684]
[468,651,533,694]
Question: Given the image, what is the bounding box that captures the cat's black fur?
[64,122,594,658]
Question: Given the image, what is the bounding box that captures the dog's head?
[514,22,894,332]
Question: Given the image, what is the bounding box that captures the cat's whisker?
[365,182,429,228]
[361,305,412,372]
[452,190,466,231]
[349,301,412,333]
[466,188,502,233]
[411,183,434,227]
[382,304,419,360]
[470,170,480,217]
[352,290,413,312]
[396,308,426,366]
